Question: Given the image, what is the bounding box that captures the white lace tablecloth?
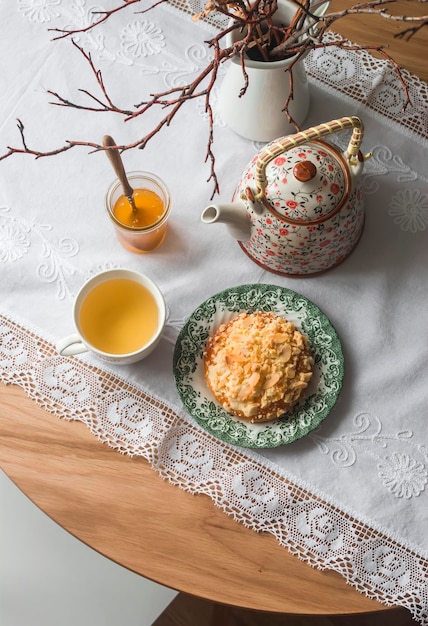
[1,1,427,622]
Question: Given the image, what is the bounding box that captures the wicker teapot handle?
[253,116,365,201]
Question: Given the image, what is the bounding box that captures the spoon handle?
[102,135,134,199]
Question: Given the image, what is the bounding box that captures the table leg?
[211,602,238,626]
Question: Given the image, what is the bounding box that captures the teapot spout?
[201,202,251,242]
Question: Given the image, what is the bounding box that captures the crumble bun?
[204,311,314,423]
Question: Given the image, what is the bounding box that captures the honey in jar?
[106,172,171,254]
[113,188,164,228]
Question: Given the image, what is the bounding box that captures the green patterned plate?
[173,284,344,448]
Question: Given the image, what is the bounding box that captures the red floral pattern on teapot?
[202,117,372,276]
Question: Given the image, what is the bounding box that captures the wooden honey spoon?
[102,135,137,214]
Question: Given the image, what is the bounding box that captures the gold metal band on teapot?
[253,116,366,201]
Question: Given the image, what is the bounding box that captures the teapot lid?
[262,141,351,224]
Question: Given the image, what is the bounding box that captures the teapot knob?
[293,161,317,182]
[253,117,366,200]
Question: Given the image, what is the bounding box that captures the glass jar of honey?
[105,171,171,253]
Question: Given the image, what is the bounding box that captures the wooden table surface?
[0,383,390,615]
[1,1,426,617]
[330,0,428,82]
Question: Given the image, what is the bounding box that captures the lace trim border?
[0,313,427,624]
[304,31,428,142]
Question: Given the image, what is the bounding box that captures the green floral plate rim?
[173,284,344,449]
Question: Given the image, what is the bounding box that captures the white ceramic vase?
[218,1,327,142]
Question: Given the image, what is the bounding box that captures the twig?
[1,0,426,196]
[49,0,167,40]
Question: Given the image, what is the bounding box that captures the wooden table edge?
[0,382,401,616]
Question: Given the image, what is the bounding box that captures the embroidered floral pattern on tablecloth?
[0,221,30,262]
[389,190,428,233]
[378,454,428,499]
[0,206,79,300]
[17,0,225,109]
[18,0,61,23]
[309,412,428,500]
[121,20,166,57]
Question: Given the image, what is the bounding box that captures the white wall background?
[0,471,177,626]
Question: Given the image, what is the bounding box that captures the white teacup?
[57,269,166,365]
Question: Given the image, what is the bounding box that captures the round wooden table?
[0,382,409,622]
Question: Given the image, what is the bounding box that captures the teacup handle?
[56,334,88,356]
[253,116,365,200]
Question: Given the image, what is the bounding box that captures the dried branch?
[1,0,427,197]
[395,12,428,39]
[47,40,135,116]
[1,35,245,198]
[49,0,168,40]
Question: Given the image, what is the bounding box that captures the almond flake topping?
[204,312,314,423]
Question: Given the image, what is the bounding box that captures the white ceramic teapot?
[201,116,372,276]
